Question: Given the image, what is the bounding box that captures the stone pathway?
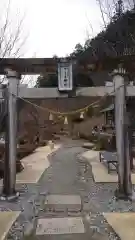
[21,141,113,240]
[0,138,135,239]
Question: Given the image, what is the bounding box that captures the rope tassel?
[80,111,84,119]
[64,116,68,125]
[49,113,53,121]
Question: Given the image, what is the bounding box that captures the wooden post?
[113,68,132,198]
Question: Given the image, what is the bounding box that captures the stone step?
[44,195,82,212]
[36,217,85,235]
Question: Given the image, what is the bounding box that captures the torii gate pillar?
[2,69,20,199]
[113,68,132,199]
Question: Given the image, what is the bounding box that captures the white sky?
[7,0,103,57]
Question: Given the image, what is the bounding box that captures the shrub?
[95,135,116,151]
[86,107,94,117]
[79,133,98,143]
[95,138,107,150]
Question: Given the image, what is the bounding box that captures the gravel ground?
[0,138,135,239]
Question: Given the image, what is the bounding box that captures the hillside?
[76,9,135,65]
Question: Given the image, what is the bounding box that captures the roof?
[100,104,114,113]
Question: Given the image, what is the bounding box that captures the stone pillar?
[113,68,132,198]
[2,69,20,199]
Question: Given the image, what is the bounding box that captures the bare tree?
[96,0,134,28]
[28,106,39,128]
[0,0,28,83]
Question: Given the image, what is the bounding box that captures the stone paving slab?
[36,217,85,235]
[104,212,135,240]
[0,211,20,240]
[0,144,61,185]
[44,195,82,212]
[82,143,94,149]
[81,150,99,160]
[82,150,135,183]
[35,144,62,154]
[90,161,118,183]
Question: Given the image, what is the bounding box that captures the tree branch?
[0,0,28,83]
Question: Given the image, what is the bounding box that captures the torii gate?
[0,57,135,200]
